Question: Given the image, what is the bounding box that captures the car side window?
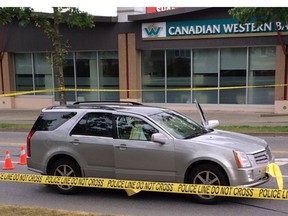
[116,115,158,141]
[71,112,113,138]
[33,112,77,131]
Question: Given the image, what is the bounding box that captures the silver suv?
[27,101,274,204]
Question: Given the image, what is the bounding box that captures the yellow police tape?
[1,83,288,97]
[266,163,283,190]
[0,171,287,201]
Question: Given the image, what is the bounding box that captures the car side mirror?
[151,133,167,144]
[206,120,219,129]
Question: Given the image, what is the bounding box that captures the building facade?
[0,7,288,112]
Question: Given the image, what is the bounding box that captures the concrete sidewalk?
[0,109,41,125]
[0,105,288,127]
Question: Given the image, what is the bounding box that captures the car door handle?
[70,139,80,145]
[116,144,128,150]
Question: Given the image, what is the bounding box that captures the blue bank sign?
[142,18,288,39]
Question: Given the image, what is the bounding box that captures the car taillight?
[27,130,35,157]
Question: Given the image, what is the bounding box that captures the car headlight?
[233,151,252,168]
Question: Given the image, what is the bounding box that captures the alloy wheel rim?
[193,170,220,200]
[54,164,75,190]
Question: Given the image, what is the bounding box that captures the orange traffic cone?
[3,150,15,170]
[18,145,27,165]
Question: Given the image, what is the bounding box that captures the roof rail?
[73,101,143,106]
[46,106,67,110]
[74,105,116,110]
[45,104,116,110]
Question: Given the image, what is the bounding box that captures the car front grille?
[253,147,271,164]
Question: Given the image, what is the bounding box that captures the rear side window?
[71,112,113,137]
[32,112,77,131]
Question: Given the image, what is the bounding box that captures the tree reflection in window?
[71,113,113,137]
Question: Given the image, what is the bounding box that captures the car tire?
[49,158,82,194]
[188,164,229,204]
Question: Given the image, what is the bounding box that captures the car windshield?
[149,110,208,139]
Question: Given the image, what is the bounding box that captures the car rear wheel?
[188,164,229,204]
[49,158,81,194]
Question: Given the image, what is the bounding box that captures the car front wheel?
[49,158,81,194]
[188,164,229,204]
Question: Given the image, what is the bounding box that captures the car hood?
[192,129,268,154]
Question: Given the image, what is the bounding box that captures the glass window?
[13,51,119,103]
[150,110,207,139]
[14,53,33,92]
[71,112,113,137]
[167,50,191,103]
[34,53,53,95]
[75,52,99,101]
[142,50,165,103]
[220,48,247,104]
[248,47,275,104]
[98,51,119,101]
[115,115,158,141]
[53,51,120,102]
[193,49,218,104]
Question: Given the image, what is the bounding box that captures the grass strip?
[0,205,112,216]
[0,123,32,130]
[219,125,288,133]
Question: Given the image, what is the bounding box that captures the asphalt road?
[0,134,287,216]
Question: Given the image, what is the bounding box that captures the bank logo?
[145,24,161,36]
[142,22,166,38]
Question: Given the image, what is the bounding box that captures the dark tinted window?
[71,113,113,137]
[32,112,76,131]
